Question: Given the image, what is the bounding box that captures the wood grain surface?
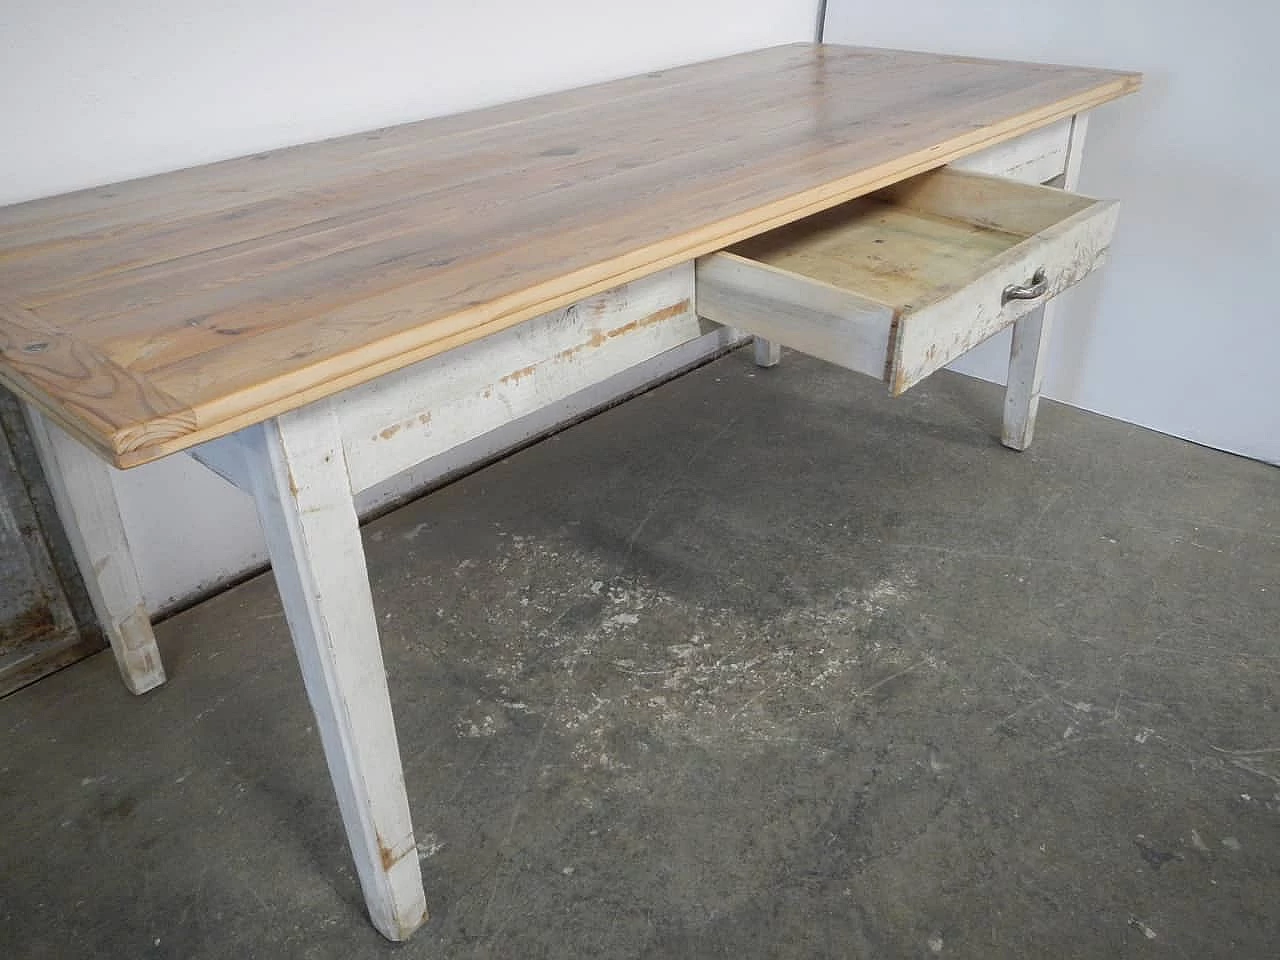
[0,44,1139,466]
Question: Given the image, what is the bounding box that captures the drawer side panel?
[696,253,894,380]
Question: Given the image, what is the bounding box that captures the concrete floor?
[2,349,1278,959]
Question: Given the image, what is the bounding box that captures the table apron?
[188,263,738,497]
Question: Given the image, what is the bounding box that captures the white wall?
[0,0,818,613]
[827,0,1280,467]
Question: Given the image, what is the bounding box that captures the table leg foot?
[24,406,165,694]
[753,337,782,367]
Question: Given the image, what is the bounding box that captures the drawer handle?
[1002,268,1049,305]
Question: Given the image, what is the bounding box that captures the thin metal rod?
[815,0,828,43]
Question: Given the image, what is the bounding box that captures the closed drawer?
[696,168,1117,395]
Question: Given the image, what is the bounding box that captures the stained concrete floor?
[3,349,1279,959]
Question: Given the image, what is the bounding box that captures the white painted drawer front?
[696,169,1117,395]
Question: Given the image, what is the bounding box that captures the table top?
[0,44,1139,467]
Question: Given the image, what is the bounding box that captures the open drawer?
[696,168,1118,394]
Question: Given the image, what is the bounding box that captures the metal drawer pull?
[1002,268,1048,305]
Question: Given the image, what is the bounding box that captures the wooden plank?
[0,47,825,245]
[0,302,196,459]
[0,45,1140,467]
[1002,113,1091,450]
[6,51,912,304]
[241,402,427,941]
[696,252,893,379]
[22,406,165,694]
[338,266,705,494]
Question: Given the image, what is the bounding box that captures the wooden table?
[0,44,1139,939]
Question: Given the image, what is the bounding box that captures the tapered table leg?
[242,400,427,941]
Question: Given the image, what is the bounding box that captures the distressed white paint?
[0,0,817,612]
[951,118,1071,185]
[185,268,740,505]
[23,408,165,694]
[696,253,892,379]
[242,402,427,941]
[338,267,709,494]
[1001,114,1089,450]
[354,322,742,512]
[1001,304,1051,450]
[825,0,1280,465]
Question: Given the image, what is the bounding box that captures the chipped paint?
[369,298,692,445]
[499,363,539,386]
[378,835,397,870]
[371,412,433,443]
[376,831,416,871]
[117,605,165,693]
[586,299,691,350]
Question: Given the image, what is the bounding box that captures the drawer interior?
[699,168,1116,394]
[728,173,1100,314]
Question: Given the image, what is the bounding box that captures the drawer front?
[696,170,1118,395]
[888,193,1117,394]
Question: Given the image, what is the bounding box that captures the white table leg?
[1002,113,1089,451]
[23,406,165,694]
[754,336,782,367]
[1001,304,1052,450]
[241,400,427,941]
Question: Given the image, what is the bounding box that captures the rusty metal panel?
[0,394,102,696]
